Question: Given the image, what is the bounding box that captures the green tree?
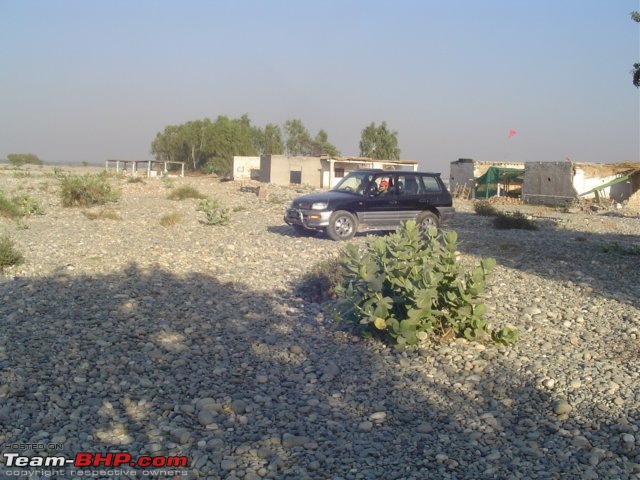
[262,123,285,155]
[359,121,400,160]
[183,119,215,170]
[284,119,312,156]
[309,129,340,157]
[151,124,189,164]
[632,11,640,87]
[7,153,43,166]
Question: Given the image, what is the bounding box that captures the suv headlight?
[311,202,328,210]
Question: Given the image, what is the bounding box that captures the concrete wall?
[232,156,261,180]
[522,162,576,205]
[262,155,420,188]
[449,159,476,192]
[260,155,323,188]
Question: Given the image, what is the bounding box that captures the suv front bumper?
[284,207,333,229]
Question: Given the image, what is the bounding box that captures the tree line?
[150,115,401,173]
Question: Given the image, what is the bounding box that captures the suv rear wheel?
[326,211,357,241]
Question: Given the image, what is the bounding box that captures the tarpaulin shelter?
[474,167,524,199]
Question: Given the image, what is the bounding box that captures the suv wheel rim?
[335,216,353,237]
[419,216,437,236]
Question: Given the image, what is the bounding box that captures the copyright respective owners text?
[2,443,189,478]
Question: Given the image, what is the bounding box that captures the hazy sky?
[1,0,639,173]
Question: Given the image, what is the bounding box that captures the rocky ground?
[0,165,639,480]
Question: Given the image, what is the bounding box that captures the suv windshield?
[331,171,374,195]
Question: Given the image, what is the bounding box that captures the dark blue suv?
[284,169,454,240]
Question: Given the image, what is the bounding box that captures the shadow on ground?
[1,264,638,479]
[449,211,640,309]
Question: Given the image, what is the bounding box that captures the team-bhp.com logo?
[4,452,188,468]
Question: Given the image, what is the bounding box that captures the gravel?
[0,166,639,479]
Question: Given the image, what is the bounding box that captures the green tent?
[474,167,524,199]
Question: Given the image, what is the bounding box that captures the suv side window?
[419,175,442,192]
[396,174,421,195]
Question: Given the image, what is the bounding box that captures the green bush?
[59,173,120,207]
[167,185,207,201]
[333,220,517,346]
[196,199,230,225]
[0,234,24,272]
[11,194,44,216]
[0,192,22,218]
[473,200,499,216]
[0,192,43,218]
[493,211,538,230]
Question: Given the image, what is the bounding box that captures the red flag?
[508,129,517,138]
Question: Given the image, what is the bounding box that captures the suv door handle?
[418,199,430,204]
[388,200,399,205]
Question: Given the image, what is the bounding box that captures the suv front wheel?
[326,211,357,241]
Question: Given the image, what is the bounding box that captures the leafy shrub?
[11,194,44,216]
[0,192,43,218]
[474,200,499,216]
[0,234,24,272]
[298,257,343,303]
[197,199,230,225]
[333,220,517,346]
[127,176,145,184]
[167,185,207,201]
[493,211,538,230]
[59,173,120,207]
[160,211,182,227]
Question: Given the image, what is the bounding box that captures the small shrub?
[232,205,247,212]
[0,192,22,218]
[167,185,206,201]
[160,211,182,227]
[493,211,538,230]
[11,194,44,216]
[59,173,120,207]
[298,257,343,303]
[127,176,145,184]
[474,200,499,216]
[197,199,230,225]
[333,220,517,347]
[497,241,518,250]
[267,195,285,205]
[161,177,176,189]
[599,242,640,256]
[13,171,32,179]
[83,208,122,220]
[0,234,24,272]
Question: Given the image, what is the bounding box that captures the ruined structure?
[522,161,640,206]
